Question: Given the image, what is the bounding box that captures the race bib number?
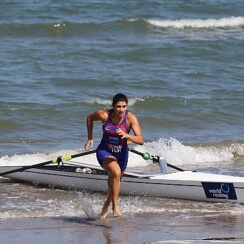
[108,144,122,153]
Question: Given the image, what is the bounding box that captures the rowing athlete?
[84,93,144,220]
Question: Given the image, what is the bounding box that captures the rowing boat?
[1,150,244,204]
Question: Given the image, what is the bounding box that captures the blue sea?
[0,1,244,243]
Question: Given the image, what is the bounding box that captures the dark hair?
[112,93,128,107]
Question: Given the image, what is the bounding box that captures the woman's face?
[113,101,127,117]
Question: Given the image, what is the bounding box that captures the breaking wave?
[140,16,244,29]
[134,138,244,167]
[1,138,243,168]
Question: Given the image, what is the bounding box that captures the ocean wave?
[78,96,185,108]
[1,16,243,37]
[143,16,244,29]
[79,97,145,106]
[1,139,243,168]
[134,138,244,167]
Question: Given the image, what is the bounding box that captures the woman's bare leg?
[100,157,122,219]
[100,175,112,219]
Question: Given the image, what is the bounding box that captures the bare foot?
[100,205,109,220]
[100,211,109,220]
[113,207,122,217]
[100,200,110,220]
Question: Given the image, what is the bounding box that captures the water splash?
[77,192,98,219]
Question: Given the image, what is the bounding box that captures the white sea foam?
[53,23,65,28]
[82,98,111,106]
[0,153,50,167]
[144,16,244,29]
[0,149,79,167]
[133,138,237,167]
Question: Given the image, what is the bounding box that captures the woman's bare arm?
[116,112,144,145]
[84,110,108,150]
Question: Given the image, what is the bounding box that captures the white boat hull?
[1,164,244,204]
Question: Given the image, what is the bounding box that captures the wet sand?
[1,211,244,244]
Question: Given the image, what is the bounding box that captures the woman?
[84,93,144,220]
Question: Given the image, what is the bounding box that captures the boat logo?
[220,183,230,194]
[201,182,237,200]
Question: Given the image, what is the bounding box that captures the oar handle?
[129,148,185,172]
[129,148,159,162]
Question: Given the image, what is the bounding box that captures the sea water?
[0,0,244,243]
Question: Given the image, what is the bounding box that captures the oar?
[0,149,96,177]
[129,148,185,172]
